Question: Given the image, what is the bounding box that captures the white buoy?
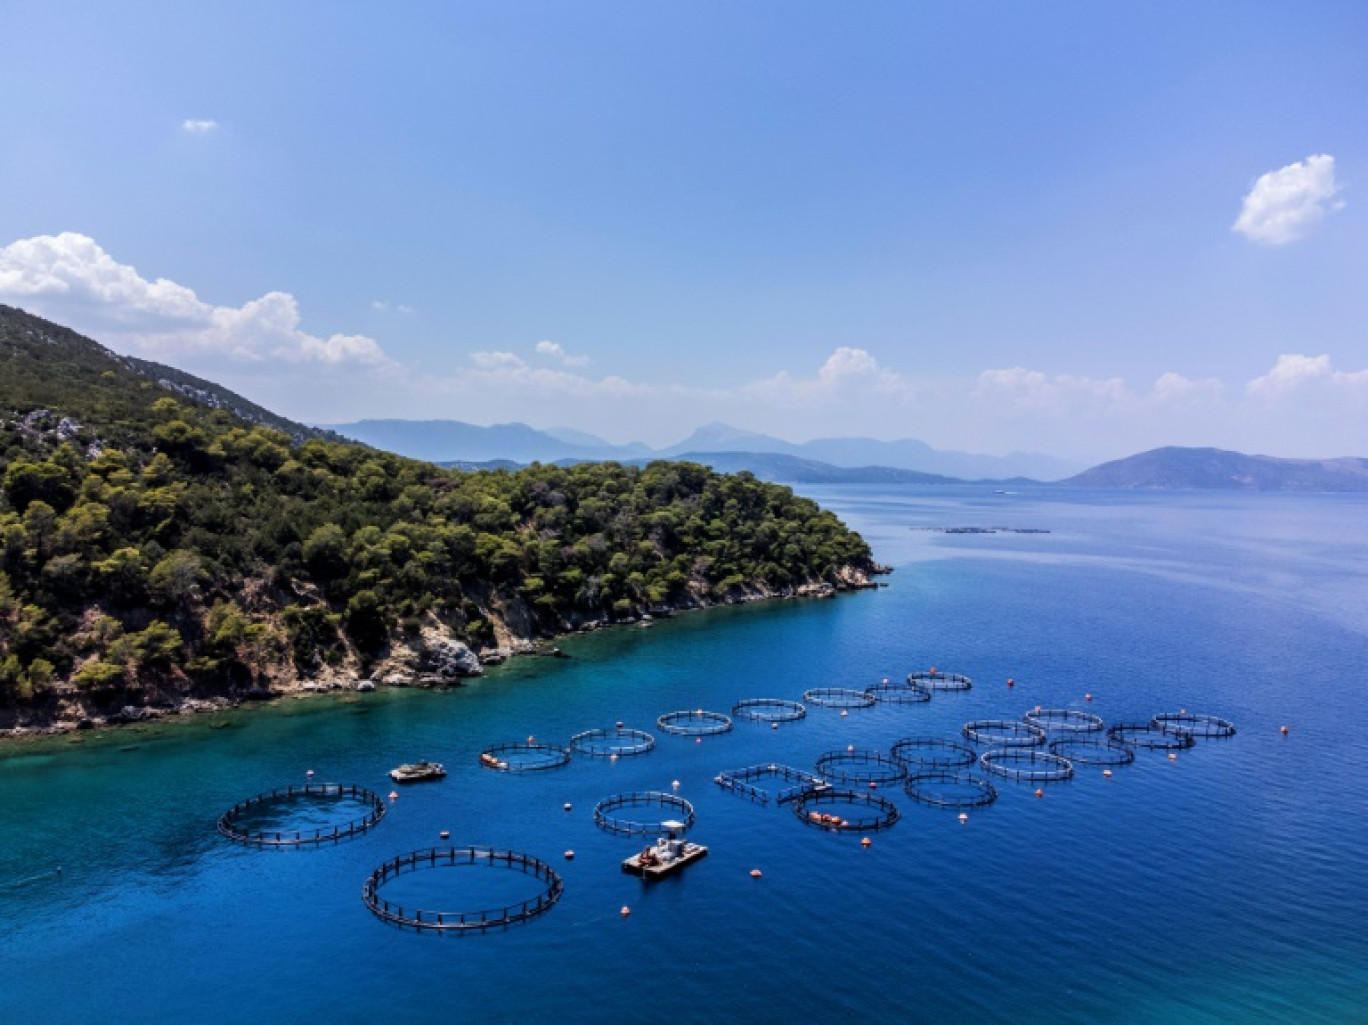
[671,780,680,790]
[958,813,968,824]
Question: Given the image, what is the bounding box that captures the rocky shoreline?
[0,566,886,743]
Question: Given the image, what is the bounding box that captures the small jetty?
[622,821,708,880]
[389,761,446,783]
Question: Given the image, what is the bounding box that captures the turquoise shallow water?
[3,486,1367,1024]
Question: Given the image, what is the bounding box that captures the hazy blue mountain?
[657,452,966,484]
[320,419,642,464]
[1062,447,1368,491]
[348,416,1080,478]
[540,426,652,455]
[662,422,1078,479]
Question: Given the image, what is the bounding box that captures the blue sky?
[2,1,1365,461]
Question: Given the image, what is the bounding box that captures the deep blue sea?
[3,486,1367,1024]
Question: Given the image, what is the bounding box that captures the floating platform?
[622,840,709,879]
[389,761,446,783]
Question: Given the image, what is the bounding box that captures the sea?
[2,485,1366,1025]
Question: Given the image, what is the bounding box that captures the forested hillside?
[0,306,877,723]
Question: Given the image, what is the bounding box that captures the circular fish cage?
[907,669,973,691]
[217,783,386,848]
[568,727,656,758]
[1048,737,1136,766]
[732,698,807,723]
[815,749,908,785]
[362,846,563,933]
[890,737,979,769]
[656,709,734,736]
[865,679,932,705]
[802,687,876,709]
[1107,722,1195,750]
[792,789,901,832]
[979,748,1075,782]
[479,742,572,772]
[593,791,697,836]
[1022,708,1105,733]
[962,719,1047,748]
[903,770,999,808]
[1152,712,1237,739]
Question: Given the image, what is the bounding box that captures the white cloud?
[469,350,527,371]
[181,119,219,134]
[1247,354,1368,399]
[974,367,1129,412]
[747,346,911,404]
[534,339,590,366]
[0,232,393,367]
[1233,154,1343,245]
[1152,371,1223,402]
[371,300,414,315]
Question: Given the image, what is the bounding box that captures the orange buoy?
[1007,678,1015,688]
[929,667,938,675]
[609,753,618,762]
[1280,725,1289,735]
[1168,752,1178,761]
[620,905,631,917]
[564,850,575,860]
[671,780,680,790]
[958,812,968,823]
[1034,788,1044,798]
[860,837,871,847]
[1084,693,1093,702]
[527,735,535,744]
[750,868,763,878]
[389,791,398,801]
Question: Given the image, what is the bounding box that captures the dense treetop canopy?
[0,306,874,705]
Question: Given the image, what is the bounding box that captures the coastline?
[0,565,886,745]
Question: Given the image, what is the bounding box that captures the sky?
[1,1,1365,463]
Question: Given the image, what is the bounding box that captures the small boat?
[389,760,447,783]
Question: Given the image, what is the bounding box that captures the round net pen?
[1107,722,1195,750]
[732,698,807,723]
[714,764,827,805]
[1152,712,1237,739]
[479,742,572,772]
[907,669,973,692]
[979,748,1074,782]
[962,719,1047,748]
[568,727,656,758]
[1048,737,1136,766]
[865,679,932,705]
[593,791,697,836]
[903,770,999,808]
[890,737,979,769]
[802,687,876,710]
[362,846,563,933]
[217,783,386,848]
[815,749,908,785]
[656,709,734,736]
[792,789,901,832]
[1022,708,1105,733]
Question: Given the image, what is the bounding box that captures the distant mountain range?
[1061,447,1368,492]
[321,418,1083,481]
